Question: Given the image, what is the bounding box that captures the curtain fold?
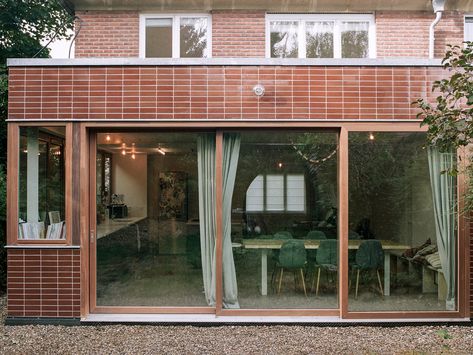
[221,133,241,308]
[197,134,217,306]
[197,133,241,308]
[428,147,456,311]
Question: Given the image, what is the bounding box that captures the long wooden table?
[241,239,410,296]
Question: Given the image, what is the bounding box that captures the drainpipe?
[429,0,446,59]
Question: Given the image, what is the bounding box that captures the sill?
[7,57,443,68]
[5,244,80,249]
[82,313,471,324]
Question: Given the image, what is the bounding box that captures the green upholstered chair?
[352,240,384,299]
[312,239,338,296]
[306,230,327,240]
[276,239,308,296]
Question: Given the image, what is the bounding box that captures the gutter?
[429,0,446,59]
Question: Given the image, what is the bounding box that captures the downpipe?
[429,0,446,59]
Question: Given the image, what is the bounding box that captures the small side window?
[18,126,67,240]
[465,16,473,42]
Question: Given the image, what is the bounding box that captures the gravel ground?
[1,297,473,354]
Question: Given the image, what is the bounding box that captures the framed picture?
[158,172,187,220]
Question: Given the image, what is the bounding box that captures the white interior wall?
[112,153,148,218]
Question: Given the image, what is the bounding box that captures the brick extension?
[7,249,80,318]
[8,65,444,121]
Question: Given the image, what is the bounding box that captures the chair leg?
[300,268,307,297]
[316,267,321,296]
[278,268,284,294]
[355,269,360,300]
[376,270,384,297]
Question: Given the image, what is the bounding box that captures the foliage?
[0,0,74,294]
[415,42,473,152]
[414,42,473,212]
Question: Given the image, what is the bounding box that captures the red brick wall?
[7,249,80,318]
[376,11,464,58]
[75,11,139,58]
[212,11,266,57]
[7,65,445,120]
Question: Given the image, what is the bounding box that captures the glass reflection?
[180,17,208,58]
[341,21,369,58]
[270,21,299,58]
[306,21,334,58]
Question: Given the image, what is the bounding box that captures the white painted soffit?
[65,0,473,12]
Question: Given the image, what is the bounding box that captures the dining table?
[241,238,410,296]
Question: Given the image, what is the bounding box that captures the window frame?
[464,14,473,42]
[246,173,306,213]
[265,13,376,59]
[139,13,212,59]
[8,123,72,245]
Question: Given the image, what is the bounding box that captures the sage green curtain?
[197,134,217,306]
[428,147,456,311]
[222,133,241,308]
[197,133,241,308]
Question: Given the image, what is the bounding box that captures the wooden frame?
[66,120,468,319]
[7,122,72,246]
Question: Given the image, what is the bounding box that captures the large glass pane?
[96,132,206,307]
[341,21,369,58]
[306,21,334,58]
[180,17,208,58]
[232,131,338,309]
[18,127,66,240]
[348,132,456,312]
[146,18,173,58]
[270,21,299,58]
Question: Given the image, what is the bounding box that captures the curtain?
[428,147,456,311]
[221,133,241,308]
[197,133,241,308]
[197,134,217,306]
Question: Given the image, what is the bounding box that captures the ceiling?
[63,0,473,12]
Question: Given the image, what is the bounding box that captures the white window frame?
[246,174,306,213]
[139,13,212,58]
[464,15,473,42]
[265,13,376,59]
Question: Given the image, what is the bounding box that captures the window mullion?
[173,16,180,59]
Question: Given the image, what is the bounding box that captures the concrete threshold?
[83,314,471,325]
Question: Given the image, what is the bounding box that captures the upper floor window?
[465,16,473,41]
[266,14,375,59]
[140,14,211,58]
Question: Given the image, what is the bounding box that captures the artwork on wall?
[158,172,188,220]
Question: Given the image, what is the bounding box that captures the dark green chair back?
[274,231,293,240]
[306,230,327,240]
[278,240,307,269]
[355,240,384,270]
[316,239,338,266]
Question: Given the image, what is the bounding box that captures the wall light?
[157,148,166,156]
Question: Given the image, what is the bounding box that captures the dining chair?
[312,239,338,296]
[352,239,384,299]
[276,239,307,296]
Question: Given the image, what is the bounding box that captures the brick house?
[5,0,473,323]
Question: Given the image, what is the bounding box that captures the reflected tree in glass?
[341,22,369,58]
[180,17,208,58]
[270,21,298,58]
[306,22,334,58]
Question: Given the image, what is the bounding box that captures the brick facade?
[7,249,80,318]
[8,65,443,121]
[376,11,464,58]
[73,10,464,59]
[75,11,139,58]
[212,11,266,57]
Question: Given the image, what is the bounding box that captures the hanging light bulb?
[121,142,126,155]
[369,133,375,141]
[157,148,166,156]
[131,153,136,160]
[105,134,111,142]
[278,162,283,168]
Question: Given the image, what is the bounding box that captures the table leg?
[384,252,390,296]
[261,249,268,296]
